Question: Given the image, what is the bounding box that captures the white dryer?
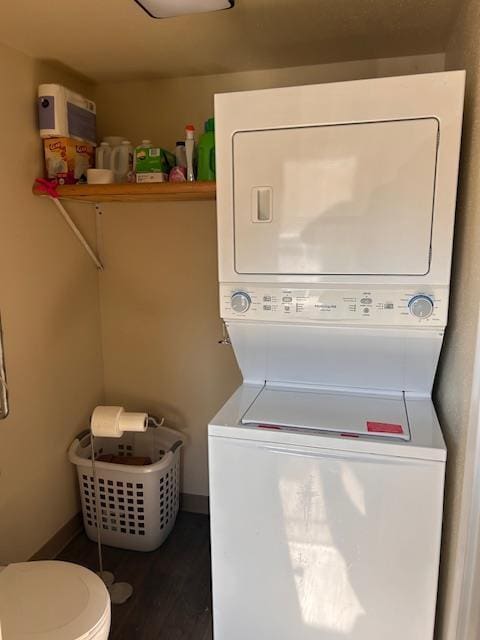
[208,71,465,640]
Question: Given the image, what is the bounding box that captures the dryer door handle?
[251,186,273,223]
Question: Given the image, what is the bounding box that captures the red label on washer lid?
[367,421,404,434]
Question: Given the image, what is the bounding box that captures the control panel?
[220,285,447,326]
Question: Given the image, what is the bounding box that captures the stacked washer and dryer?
[208,72,465,639]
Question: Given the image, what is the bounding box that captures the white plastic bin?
[68,426,184,552]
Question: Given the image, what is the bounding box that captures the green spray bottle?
[197,118,216,181]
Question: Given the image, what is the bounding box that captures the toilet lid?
[0,561,110,640]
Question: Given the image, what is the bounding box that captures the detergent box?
[43,137,95,184]
[134,145,175,176]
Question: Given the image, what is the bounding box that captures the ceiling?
[0,0,462,82]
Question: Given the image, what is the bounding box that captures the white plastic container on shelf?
[110,140,133,183]
[95,142,112,170]
[69,426,185,552]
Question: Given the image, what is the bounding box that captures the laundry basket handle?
[169,440,183,454]
[68,429,91,465]
[75,429,91,441]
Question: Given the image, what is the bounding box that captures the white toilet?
[0,561,111,640]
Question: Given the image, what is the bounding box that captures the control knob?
[409,295,434,319]
[231,291,251,314]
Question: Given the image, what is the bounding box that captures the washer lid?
[0,561,110,640]
[241,385,411,440]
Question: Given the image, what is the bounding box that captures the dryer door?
[233,118,439,276]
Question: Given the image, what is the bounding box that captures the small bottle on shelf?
[185,125,196,182]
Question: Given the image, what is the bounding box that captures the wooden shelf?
[32,181,216,203]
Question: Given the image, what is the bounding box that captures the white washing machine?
[208,71,465,639]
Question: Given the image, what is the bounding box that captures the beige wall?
[435,1,480,636]
[96,202,239,497]
[95,53,445,497]
[0,43,104,562]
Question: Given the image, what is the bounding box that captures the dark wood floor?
[57,512,213,640]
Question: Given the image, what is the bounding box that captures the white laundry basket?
[68,426,184,552]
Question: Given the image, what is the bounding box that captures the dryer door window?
[233,118,439,276]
